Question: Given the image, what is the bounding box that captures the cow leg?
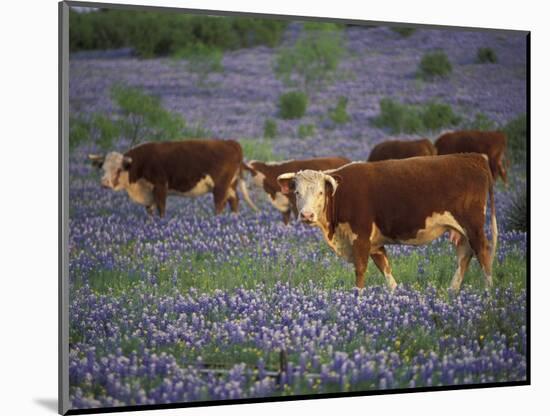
[467,227,493,288]
[226,181,239,213]
[449,235,473,292]
[497,158,508,185]
[352,238,371,289]
[282,210,291,225]
[146,205,155,217]
[228,194,239,213]
[213,185,229,215]
[370,246,397,291]
[153,184,167,218]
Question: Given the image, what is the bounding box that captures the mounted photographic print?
[59,1,530,414]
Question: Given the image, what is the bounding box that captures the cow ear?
[122,156,132,170]
[325,174,342,196]
[88,154,105,169]
[277,173,296,195]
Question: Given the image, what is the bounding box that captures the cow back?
[125,140,242,191]
[329,153,492,241]
[435,131,507,158]
[368,139,436,162]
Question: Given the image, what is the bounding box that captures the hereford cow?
[368,138,436,162]
[435,130,508,184]
[88,140,257,217]
[244,157,351,224]
[277,154,497,292]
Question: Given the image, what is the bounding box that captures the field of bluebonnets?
[68,13,527,410]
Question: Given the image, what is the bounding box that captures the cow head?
[88,152,132,191]
[277,169,340,225]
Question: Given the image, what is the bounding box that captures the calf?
[88,139,257,217]
[435,130,508,184]
[245,157,350,224]
[368,138,436,162]
[277,154,497,292]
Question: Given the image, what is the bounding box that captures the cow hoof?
[449,285,461,294]
[353,286,366,295]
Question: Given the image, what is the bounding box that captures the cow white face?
[99,152,132,191]
[277,170,339,225]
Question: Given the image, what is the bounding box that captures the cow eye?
[295,190,300,196]
[319,190,324,196]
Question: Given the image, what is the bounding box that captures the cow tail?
[489,179,498,265]
[239,162,258,211]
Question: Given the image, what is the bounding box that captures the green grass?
[70,9,288,57]
[390,27,416,37]
[503,113,527,163]
[73,240,526,297]
[263,119,278,139]
[239,138,281,161]
[477,47,498,64]
[372,98,461,134]
[418,51,453,80]
[69,235,526,394]
[278,91,308,119]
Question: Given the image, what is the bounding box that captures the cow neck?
[254,164,278,197]
[321,190,338,240]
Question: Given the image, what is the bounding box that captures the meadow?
[68,17,527,409]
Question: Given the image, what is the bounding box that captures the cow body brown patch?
[124,140,246,216]
[280,153,497,291]
[368,138,436,162]
[435,130,508,183]
[91,139,256,217]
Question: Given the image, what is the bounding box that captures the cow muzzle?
[299,211,315,224]
[101,178,112,189]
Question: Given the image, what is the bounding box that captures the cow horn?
[88,154,104,162]
[277,172,296,181]
[88,154,105,168]
[324,174,339,196]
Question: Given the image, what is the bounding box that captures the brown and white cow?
[244,157,351,224]
[277,154,497,292]
[88,139,257,217]
[368,138,436,162]
[435,130,508,184]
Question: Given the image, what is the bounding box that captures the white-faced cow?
[277,154,497,292]
[435,131,508,184]
[368,138,436,162]
[88,139,257,217]
[244,157,350,224]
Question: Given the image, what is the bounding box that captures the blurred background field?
[67,7,527,409]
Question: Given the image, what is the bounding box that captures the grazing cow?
[277,154,497,292]
[244,157,351,224]
[368,138,436,162]
[88,140,257,217]
[435,130,508,184]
